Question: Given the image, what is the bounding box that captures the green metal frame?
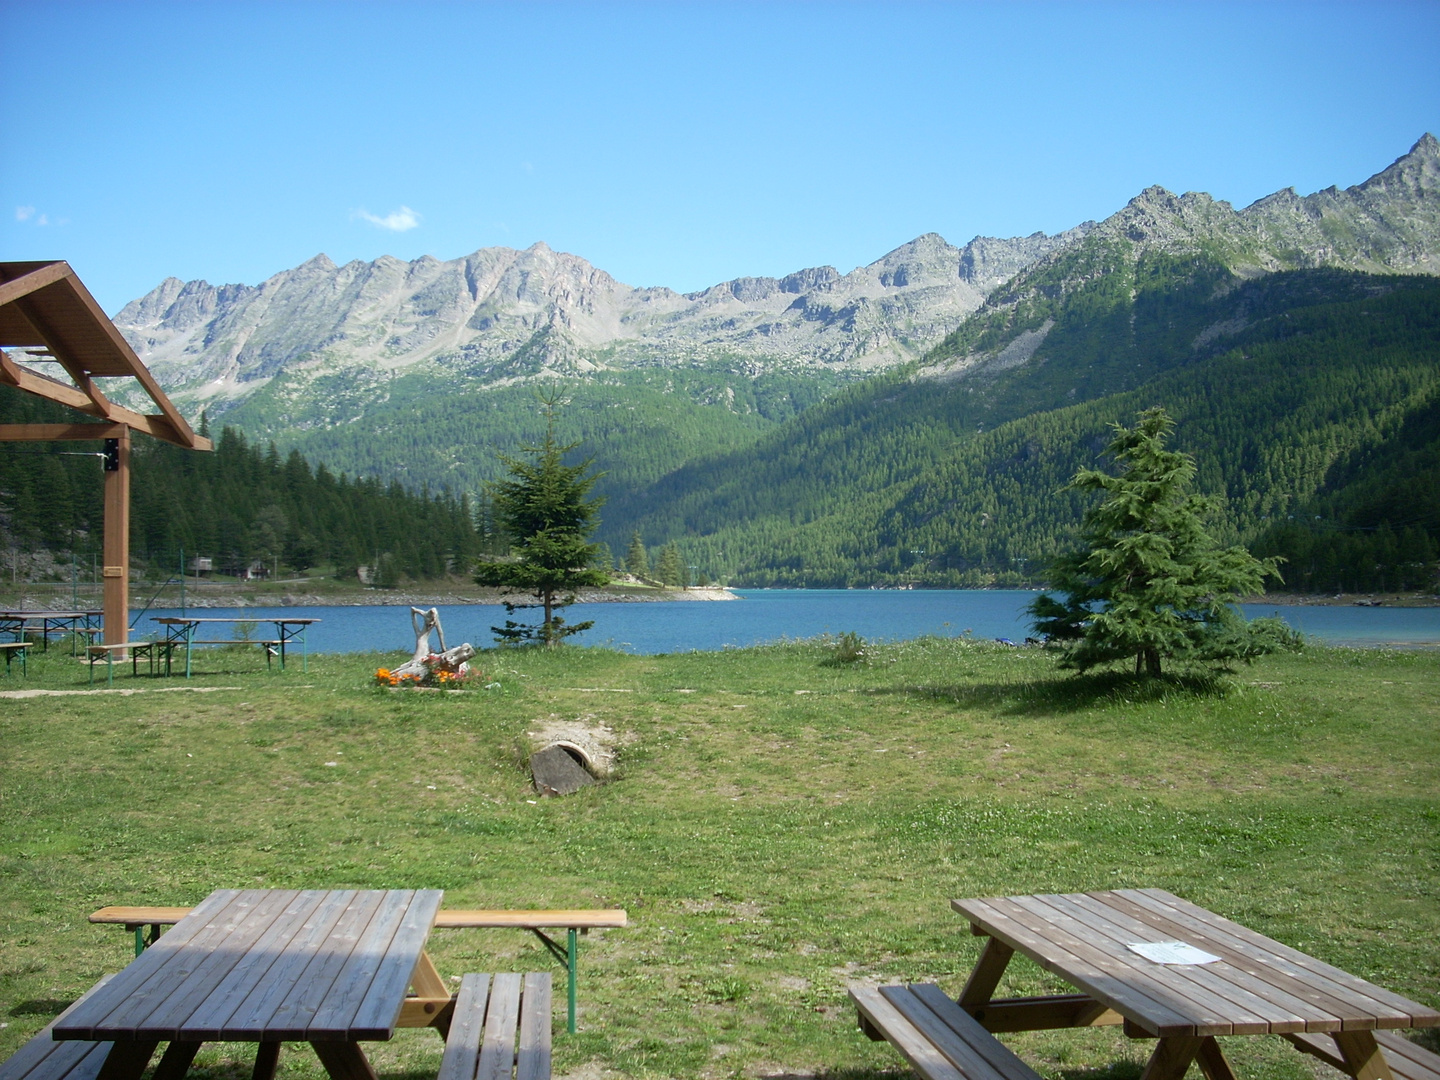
[1,641,25,678]
[528,927,581,1033]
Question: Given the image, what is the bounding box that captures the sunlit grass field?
[1,636,1436,1080]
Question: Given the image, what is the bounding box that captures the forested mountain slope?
[613,272,1440,589]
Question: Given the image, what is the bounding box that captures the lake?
[138,590,1440,656]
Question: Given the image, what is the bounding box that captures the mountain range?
[108,134,1440,588]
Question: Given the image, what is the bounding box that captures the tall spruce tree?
[474,395,608,645]
[1029,407,1296,676]
[625,530,649,579]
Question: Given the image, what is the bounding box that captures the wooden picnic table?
[0,610,101,654]
[89,903,628,1034]
[950,888,1440,1080]
[153,616,320,675]
[54,888,450,1080]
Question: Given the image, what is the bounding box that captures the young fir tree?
[625,530,649,579]
[1029,407,1297,676]
[474,396,609,645]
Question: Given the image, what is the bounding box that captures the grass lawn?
[1,635,1436,1080]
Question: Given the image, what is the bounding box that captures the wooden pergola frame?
[0,261,211,649]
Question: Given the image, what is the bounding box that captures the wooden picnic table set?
[84,616,321,685]
[0,889,627,1080]
[3,886,1435,1080]
[853,888,1440,1080]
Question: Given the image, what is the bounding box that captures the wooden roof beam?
[0,351,191,444]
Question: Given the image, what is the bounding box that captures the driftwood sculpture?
[391,606,475,679]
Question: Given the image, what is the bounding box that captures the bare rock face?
[112,229,1088,413]
[530,744,595,797]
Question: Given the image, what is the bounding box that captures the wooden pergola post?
[0,261,210,654]
[103,429,131,647]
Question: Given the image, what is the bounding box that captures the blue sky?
[2,0,1438,315]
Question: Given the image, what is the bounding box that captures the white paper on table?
[1126,941,1222,965]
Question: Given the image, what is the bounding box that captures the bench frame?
[89,905,626,1035]
[0,641,26,678]
[86,641,178,685]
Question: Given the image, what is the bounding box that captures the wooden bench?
[1286,1029,1440,1080]
[86,641,176,685]
[184,639,284,667]
[0,975,115,1080]
[851,982,1043,1080]
[89,905,626,1034]
[0,641,26,677]
[439,973,551,1080]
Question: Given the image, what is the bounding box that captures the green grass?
[1,638,1437,1080]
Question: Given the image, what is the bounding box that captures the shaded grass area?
[1,637,1436,1080]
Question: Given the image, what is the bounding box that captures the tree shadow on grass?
[8,999,73,1017]
[873,670,1229,717]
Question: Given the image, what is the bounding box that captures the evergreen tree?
[474,395,609,645]
[625,530,649,578]
[1029,407,1296,676]
[654,541,686,587]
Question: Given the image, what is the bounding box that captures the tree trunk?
[543,588,556,647]
[1143,646,1162,677]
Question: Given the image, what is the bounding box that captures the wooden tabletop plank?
[173,891,335,1039]
[349,890,444,1037]
[953,896,1203,1036]
[516,973,553,1080]
[434,909,626,929]
[304,890,416,1040]
[107,890,302,1037]
[437,974,489,1080]
[1122,889,1440,1029]
[1008,895,1241,1036]
[476,973,523,1080]
[1048,893,1313,1033]
[851,985,968,1080]
[219,891,359,1040]
[55,890,244,1038]
[260,891,389,1041]
[1098,891,1380,1031]
[1070,891,1345,1033]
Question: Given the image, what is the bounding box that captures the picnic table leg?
[1195,1037,1237,1080]
[95,1039,159,1080]
[957,934,1015,1007]
[1332,1031,1396,1080]
[1139,1036,1205,1080]
[309,1041,379,1080]
[151,1040,202,1080]
[252,1041,282,1080]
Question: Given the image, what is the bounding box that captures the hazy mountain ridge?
[919,134,1440,381]
[115,227,1090,414]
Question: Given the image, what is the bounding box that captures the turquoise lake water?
[139,589,1440,656]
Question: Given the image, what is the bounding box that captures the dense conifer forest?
[0,390,483,585]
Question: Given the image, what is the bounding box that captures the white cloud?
[355,205,421,232]
[15,206,35,222]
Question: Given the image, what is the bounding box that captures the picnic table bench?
[440,973,551,1080]
[855,889,1440,1080]
[89,904,627,1034]
[153,616,318,675]
[86,640,178,685]
[0,640,26,676]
